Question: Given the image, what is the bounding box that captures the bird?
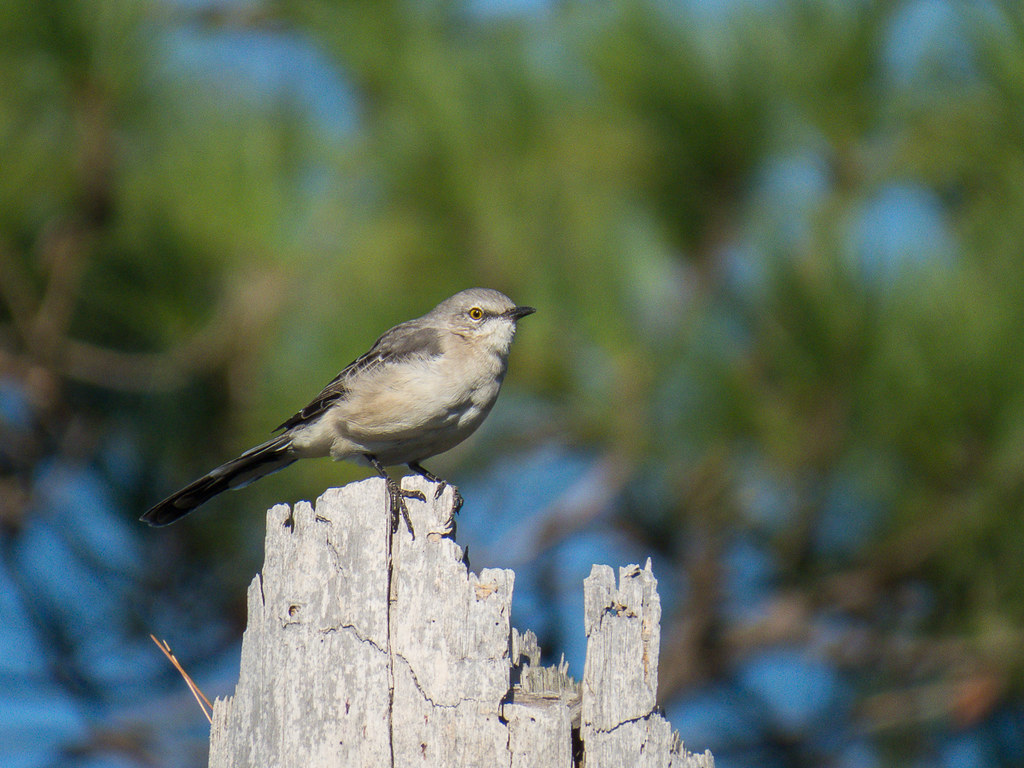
[141,288,535,533]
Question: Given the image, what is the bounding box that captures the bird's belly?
[316,372,500,464]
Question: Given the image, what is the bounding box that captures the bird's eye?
[468,307,484,321]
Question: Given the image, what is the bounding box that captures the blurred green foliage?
[4,0,1024,759]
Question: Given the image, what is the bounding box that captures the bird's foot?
[368,455,424,538]
[387,480,424,538]
[408,462,464,514]
[449,485,464,514]
[430,482,464,515]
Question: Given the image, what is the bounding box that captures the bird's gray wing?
[274,322,444,432]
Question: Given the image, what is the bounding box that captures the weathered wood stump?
[208,476,713,768]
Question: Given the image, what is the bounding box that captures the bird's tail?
[141,435,297,526]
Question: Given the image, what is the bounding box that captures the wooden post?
[208,476,713,768]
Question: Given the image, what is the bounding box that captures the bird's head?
[434,288,535,356]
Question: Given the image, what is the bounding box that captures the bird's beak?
[509,305,536,321]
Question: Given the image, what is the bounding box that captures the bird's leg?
[368,456,424,537]
[408,461,464,513]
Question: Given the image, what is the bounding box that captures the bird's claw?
[387,485,423,538]
[426,479,463,514]
[407,463,463,514]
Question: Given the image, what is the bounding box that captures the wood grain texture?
[581,563,714,768]
[208,477,713,768]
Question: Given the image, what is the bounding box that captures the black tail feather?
[141,436,296,526]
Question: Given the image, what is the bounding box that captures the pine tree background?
[3,1,1024,765]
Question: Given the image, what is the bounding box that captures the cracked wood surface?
[207,476,713,768]
[581,563,713,768]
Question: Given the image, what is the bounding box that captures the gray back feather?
[276,322,444,432]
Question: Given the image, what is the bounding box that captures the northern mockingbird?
[142,288,535,531]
